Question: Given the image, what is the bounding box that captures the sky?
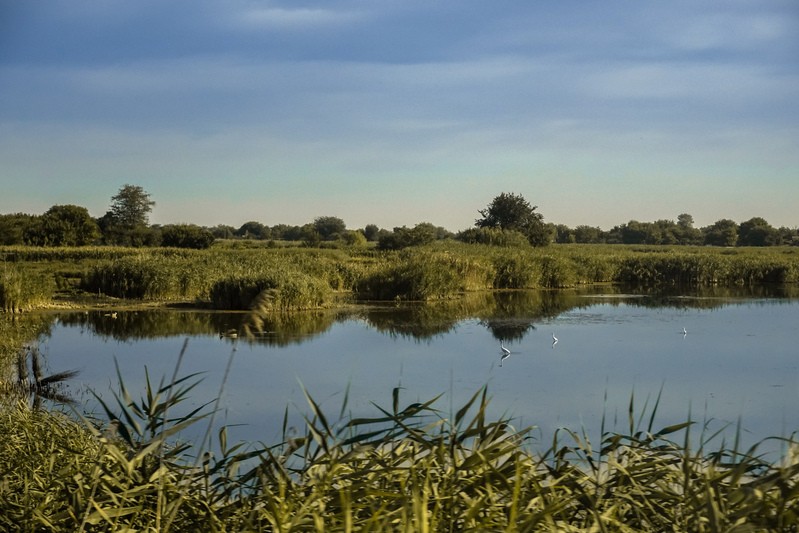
[1,1,797,232]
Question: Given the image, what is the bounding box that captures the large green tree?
[26,204,100,246]
[676,213,702,245]
[573,225,603,244]
[0,213,38,245]
[100,184,157,246]
[109,184,155,228]
[313,216,347,241]
[737,217,781,246]
[702,219,738,246]
[236,221,268,239]
[476,193,549,246]
[363,224,380,242]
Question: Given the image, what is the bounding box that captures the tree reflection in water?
[39,284,799,346]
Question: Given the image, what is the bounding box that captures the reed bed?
[1,368,797,532]
[355,249,494,300]
[0,266,55,313]
[614,252,799,286]
[78,248,359,309]
[2,244,798,308]
[210,273,331,311]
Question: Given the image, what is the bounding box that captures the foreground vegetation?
[1,367,797,531]
[1,242,798,312]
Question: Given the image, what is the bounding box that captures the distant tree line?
[1,186,797,249]
[548,214,796,247]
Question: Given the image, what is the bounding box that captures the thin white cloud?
[233,6,363,30]
[660,12,790,52]
[585,61,797,103]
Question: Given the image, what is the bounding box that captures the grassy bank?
[1,243,798,309]
[1,375,797,531]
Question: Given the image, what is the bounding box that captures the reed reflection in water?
[27,287,799,454]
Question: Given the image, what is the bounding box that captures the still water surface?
[36,289,799,455]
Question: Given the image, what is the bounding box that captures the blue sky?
[1,1,797,231]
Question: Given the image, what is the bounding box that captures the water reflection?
[41,285,799,345]
[2,344,78,408]
[3,285,797,457]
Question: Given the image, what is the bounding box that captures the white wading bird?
[552,333,558,347]
[500,343,511,366]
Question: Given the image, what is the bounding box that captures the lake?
[26,286,799,458]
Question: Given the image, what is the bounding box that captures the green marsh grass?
[354,249,492,300]
[2,243,799,308]
[79,248,356,309]
[0,266,55,313]
[209,273,332,311]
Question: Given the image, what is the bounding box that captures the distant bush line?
[2,199,798,250]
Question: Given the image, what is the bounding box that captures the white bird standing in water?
[552,333,558,347]
[682,327,687,338]
[500,342,511,366]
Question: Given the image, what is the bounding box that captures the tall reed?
[0,266,55,312]
[209,273,332,311]
[2,372,797,531]
[355,250,494,300]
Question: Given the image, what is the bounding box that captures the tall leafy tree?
[28,204,100,246]
[476,192,549,246]
[573,225,603,244]
[702,219,738,246]
[110,184,155,228]
[0,213,38,245]
[313,216,347,241]
[619,221,650,244]
[363,224,380,242]
[737,217,780,246]
[236,221,268,239]
[100,184,157,246]
[676,213,702,245]
[210,224,236,239]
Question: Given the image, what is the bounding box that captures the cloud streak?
[232,6,364,30]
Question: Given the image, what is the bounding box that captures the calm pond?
[28,286,799,456]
